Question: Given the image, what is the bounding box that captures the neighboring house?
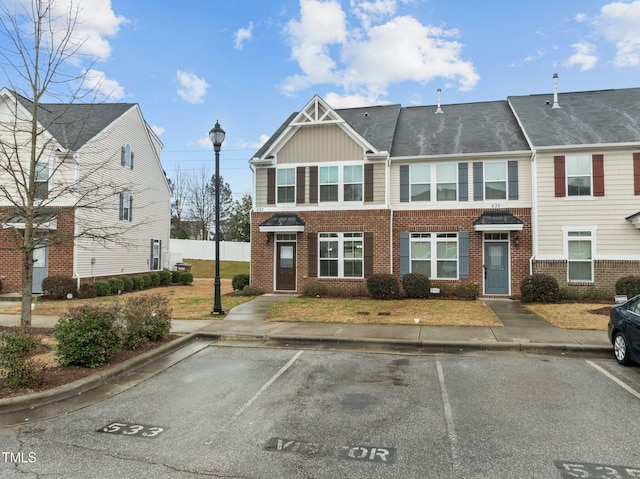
[509,88,640,294]
[0,88,171,293]
[250,86,640,298]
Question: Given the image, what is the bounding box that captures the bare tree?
[0,0,142,328]
[169,166,188,238]
[186,166,233,241]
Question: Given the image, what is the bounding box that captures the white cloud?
[281,0,479,104]
[563,42,598,71]
[595,0,640,66]
[325,91,386,108]
[9,0,128,62]
[234,21,254,50]
[575,13,588,23]
[176,70,209,104]
[151,125,165,136]
[82,69,125,100]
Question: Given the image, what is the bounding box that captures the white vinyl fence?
[169,239,250,267]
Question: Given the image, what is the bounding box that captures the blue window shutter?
[473,163,483,201]
[130,150,134,170]
[150,239,154,270]
[400,232,410,276]
[129,196,133,222]
[119,193,124,220]
[400,165,409,202]
[508,161,518,200]
[308,233,317,277]
[121,146,125,166]
[458,163,468,201]
[459,232,469,279]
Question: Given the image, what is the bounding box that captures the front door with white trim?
[484,235,509,295]
[276,242,296,291]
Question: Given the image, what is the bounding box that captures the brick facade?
[0,207,75,293]
[251,208,532,298]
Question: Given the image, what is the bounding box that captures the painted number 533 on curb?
[99,422,166,438]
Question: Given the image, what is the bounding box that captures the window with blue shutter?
[508,161,518,200]
[400,165,409,202]
[458,232,469,279]
[458,163,468,201]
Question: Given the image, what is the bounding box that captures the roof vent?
[435,88,443,114]
[552,73,561,109]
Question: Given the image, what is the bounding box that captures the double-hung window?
[319,166,339,202]
[566,155,591,196]
[277,168,295,203]
[436,164,457,201]
[343,165,363,201]
[119,192,133,221]
[319,232,363,278]
[567,231,593,282]
[410,164,431,201]
[34,160,49,200]
[410,233,458,279]
[484,161,507,200]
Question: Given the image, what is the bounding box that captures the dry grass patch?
[524,303,611,330]
[265,297,502,327]
[0,279,253,320]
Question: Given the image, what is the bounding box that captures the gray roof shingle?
[508,88,640,147]
[14,92,135,150]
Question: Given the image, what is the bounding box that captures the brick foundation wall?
[533,259,640,296]
[393,208,532,298]
[0,207,75,293]
[251,208,532,297]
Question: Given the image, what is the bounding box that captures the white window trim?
[562,226,596,283]
[409,164,431,202]
[408,163,458,203]
[565,154,592,198]
[318,232,364,278]
[318,162,364,204]
[484,161,507,201]
[276,167,296,204]
[410,232,459,280]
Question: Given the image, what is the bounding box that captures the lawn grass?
[524,302,610,330]
[265,297,502,327]
[183,259,249,279]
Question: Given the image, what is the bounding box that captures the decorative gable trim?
[290,95,344,126]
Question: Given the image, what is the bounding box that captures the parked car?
[609,295,640,365]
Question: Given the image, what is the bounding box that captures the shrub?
[94,281,111,297]
[302,280,328,297]
[179,272,193,285]
[616,275,640,299]
[366,274,400,300]
[77,283,97,299]
[559,286,581,301]
[42,275,77,299]
[54,304,122,367]
[158,270,172,286]
[242,285,264,296]
[149,272,161,287]
[348,284,370,298]
[108,278,125,295]
[454,282,479,300]
[232,274,250,292]
[0,329,43,388]
[131,276,144,291]
[581,286,611,301]
[329,286,346,298]
[141,274,152,289]
[430,282,454,298]
[521,274,560,303]
[120,276,134,292]
[120,294,172,347]
[171,271,182,284]
[401,273,431,299]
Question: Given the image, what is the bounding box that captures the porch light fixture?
[209,120,225,316]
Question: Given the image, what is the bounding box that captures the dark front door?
[276,242,296,291]
[484,241,509,295]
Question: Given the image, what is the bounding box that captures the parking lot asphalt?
[0,296,613,419]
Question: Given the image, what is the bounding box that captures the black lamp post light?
[209,120,225,316]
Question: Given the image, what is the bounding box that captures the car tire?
[613,332,632,366]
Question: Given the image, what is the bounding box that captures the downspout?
[72,152,81,291]
[530,149,538,276]
[249,162,255,284]
[386,157,392,275]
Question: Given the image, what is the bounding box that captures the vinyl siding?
[278,124,364,164]
[74,106,170,277]
[536,150,640,258]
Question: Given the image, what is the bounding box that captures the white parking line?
[587,360,640,400]
[436,360,460,473]
[205,350,304,445]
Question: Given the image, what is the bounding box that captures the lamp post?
[209,120,225,316]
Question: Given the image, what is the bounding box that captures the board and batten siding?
[277,124,364,164]
[74,105,170,278]
[536,150,640,258]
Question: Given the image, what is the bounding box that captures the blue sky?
[3,0,640,202]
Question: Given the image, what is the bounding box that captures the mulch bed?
[0,326,179,400]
